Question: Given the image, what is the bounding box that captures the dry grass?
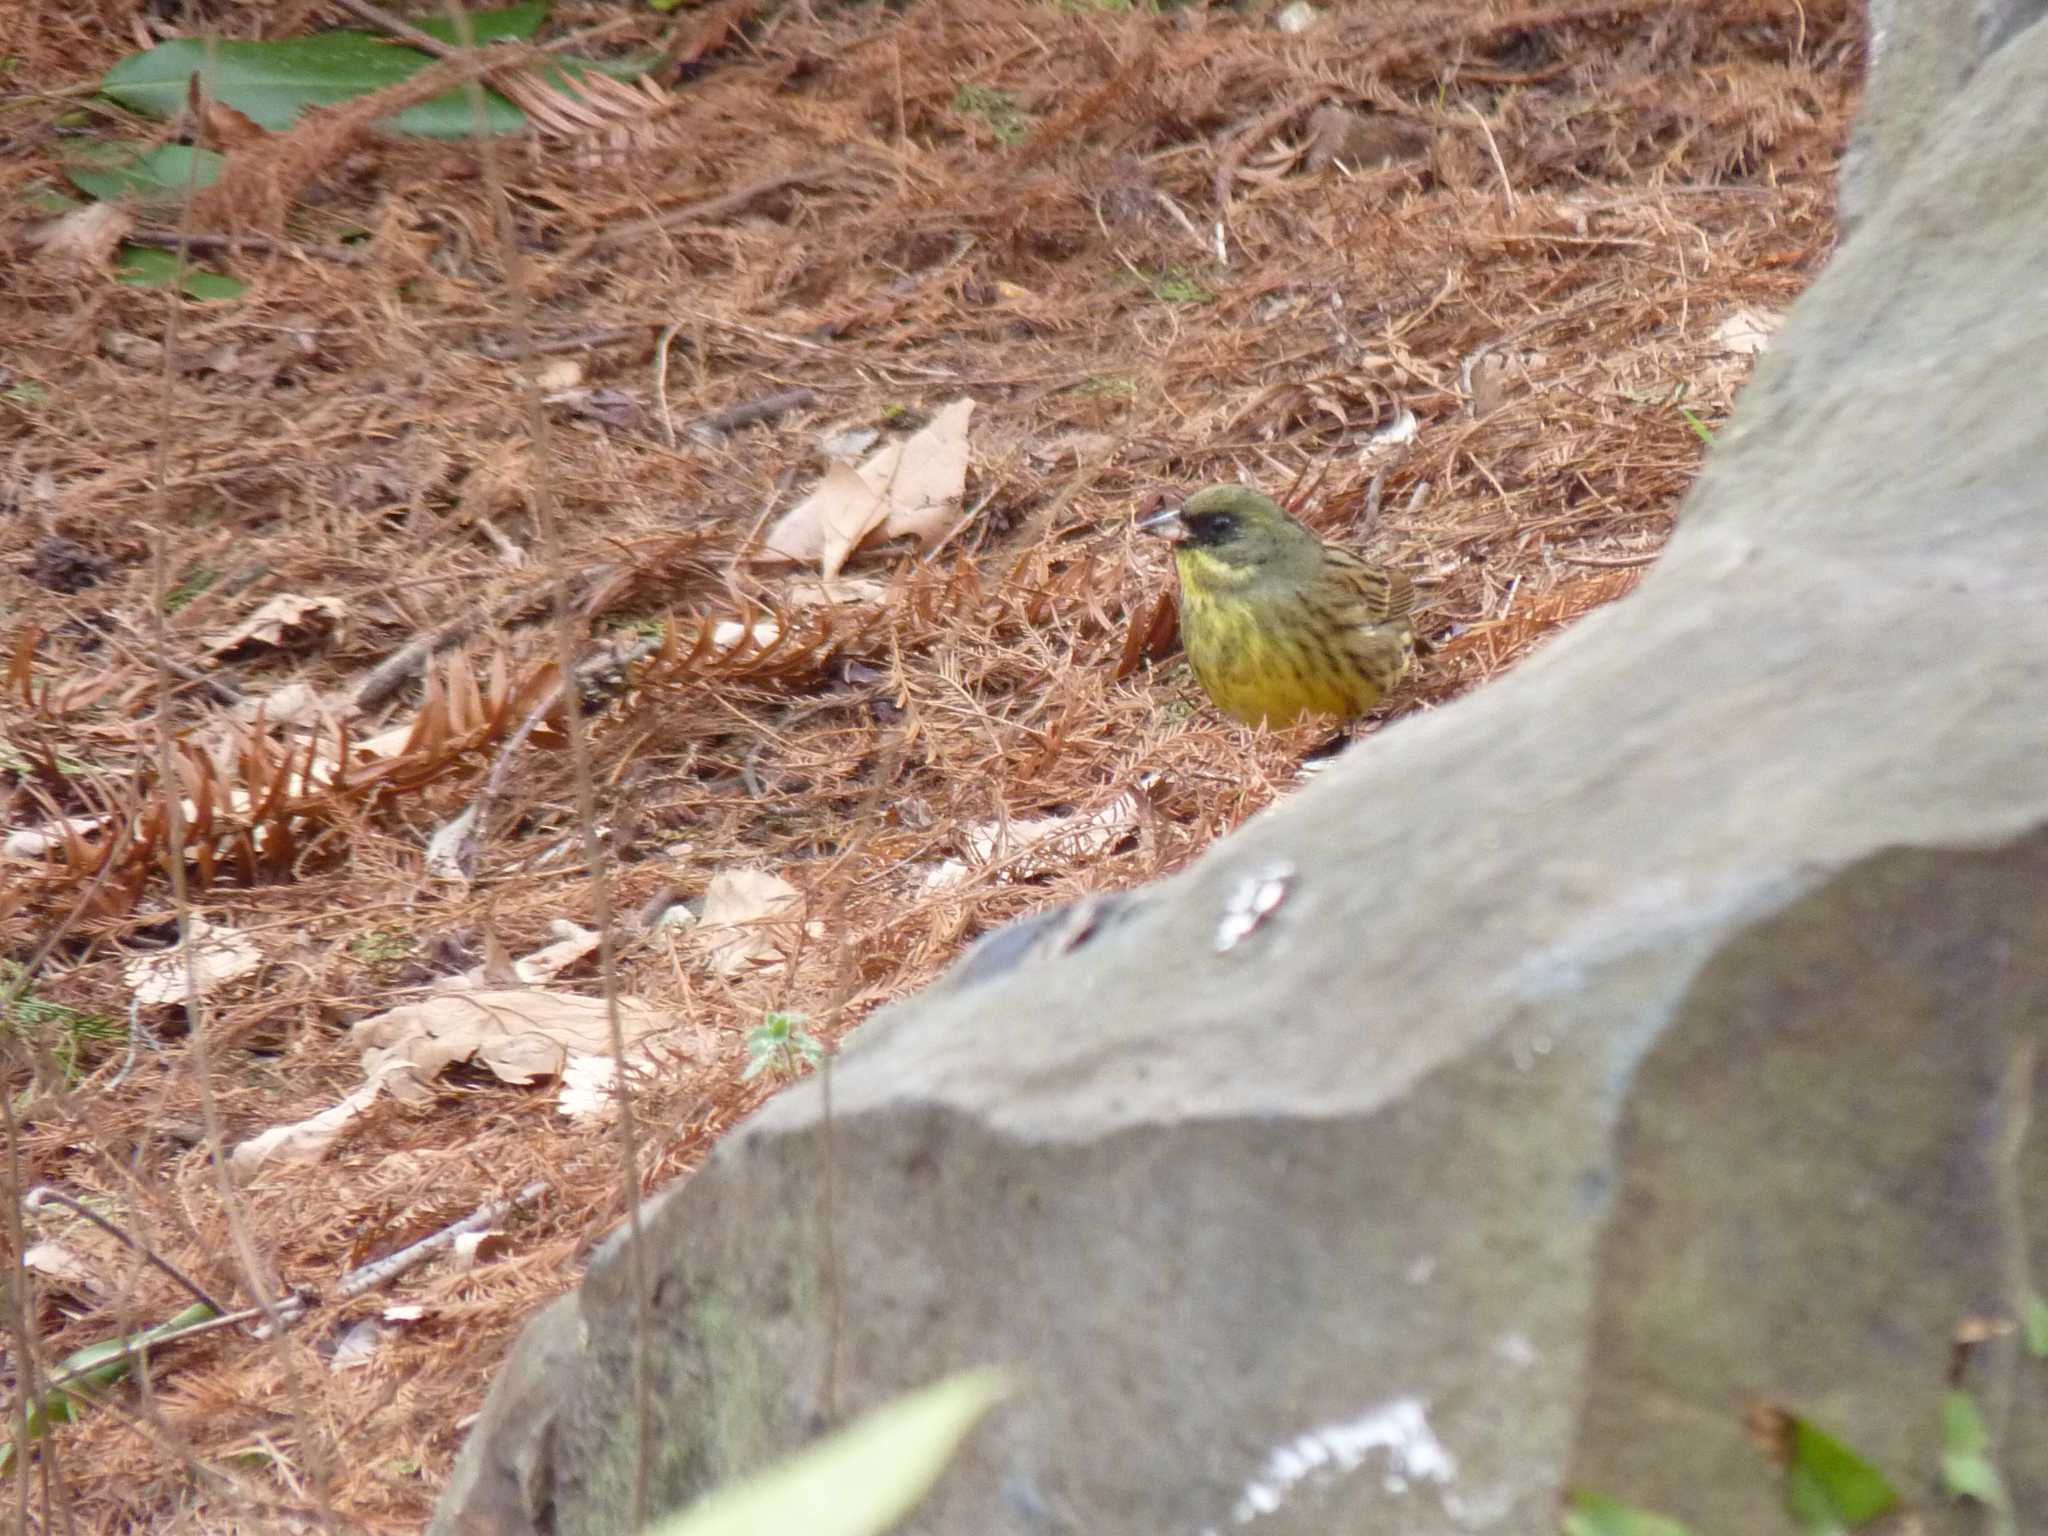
[1,0,1854,1525]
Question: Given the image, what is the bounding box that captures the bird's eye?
[1190,513,1234,542]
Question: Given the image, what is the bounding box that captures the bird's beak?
[1136,504,1187,543]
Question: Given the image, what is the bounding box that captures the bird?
[1136,483,1417,726]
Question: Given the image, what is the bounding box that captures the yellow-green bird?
[1137,483,1417,726]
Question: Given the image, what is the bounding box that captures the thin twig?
[40,1306,269,1393]
[148,111,333,1516]
[687,386,817,445]
[122,230,365,267]
[1466,103,1518,215]
[477,324,649,361]
[1556,548,1662,567]
[330,0,459,59]
[653,323,682,449]
[17,1189,232,1341]
[335,1181,549,1300]
[463,21,657,1525]
[576,165,840,258]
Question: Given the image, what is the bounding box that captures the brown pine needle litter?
[1,0,1853,1523]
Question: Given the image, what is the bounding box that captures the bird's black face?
[1179,508,1242,550]
[1133,503,1245,550]
[1137,485,1320,583]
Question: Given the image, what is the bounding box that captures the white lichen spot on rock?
[1227,1396,1456,1525]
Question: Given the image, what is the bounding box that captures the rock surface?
[436,13,2048,1535]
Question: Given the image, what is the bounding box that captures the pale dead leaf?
[228,681,330,728]
[762,461,887,579]
[760,397,977,574]
[695,868,822,976]
[534,357,583,391]
[5,815,113,860]
[29,204,135,273]
[124,918,264,1007]
[710,618,783,654]
[869,396,976,547]
[923,793,1143,891]
[438,921,601,989]
[351,988,683,1103]
[449,1231,508,1270]
[205,593,347,658]
[557,1051,654,1122]
[23,1242,107,1299]
[1713,306,1783,355]
[229,1081,381,1180]
[329,1318,384,1371]
[785,577,888,607]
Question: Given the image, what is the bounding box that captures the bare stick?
[478,324,649,361]
[335,1181,549,1300]
[577,165,840,258]
[331,0,460,59]
[123,230,366,267]
[23,1187,233,1318]
[687,386,817,445]
[462,16,657,1522]
[1466,104,1518,215]
[1557,549,1662,568]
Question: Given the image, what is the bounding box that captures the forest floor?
[1,0,1854,1526]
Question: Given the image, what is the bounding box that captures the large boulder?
[436,11,2048,1534]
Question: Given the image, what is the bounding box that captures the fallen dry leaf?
[229,1081,381,1181]
[227,680,331,728]
[124,917,264,1007]
[760,397,976,575]
[22,1241,108,1299]
[437,921,602,989]
[804,461,889,581]
[449,1231,508,1271]
[695,867,822,976]
[784,576,888,607]
[557,1051,653,1122]
[1713,306,1783,355]
[351,988,683,1103]
[29,204,134,274]
[922,792,1144,890]
[205,593,348,659]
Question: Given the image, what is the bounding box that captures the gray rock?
[435,13,2048,1534]
[1839,0,2048,231]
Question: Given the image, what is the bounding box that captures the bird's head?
[1137,483,1322,591]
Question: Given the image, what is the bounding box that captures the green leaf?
[2022,1293,2048,1358]
[98,3,548,140]
[62,143,223,204]
[1563,1489,1695,1536]
[1939,1390,2012,1522]
[1781,1415,1898,1533]
[0,1302,215,1475]
[645,1369,1009,1536]
[114,245,248,301]
[398,1,550,44]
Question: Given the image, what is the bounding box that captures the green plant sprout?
[743,1010,826,1081]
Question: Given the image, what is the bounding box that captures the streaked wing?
[1320,545,1415,625]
